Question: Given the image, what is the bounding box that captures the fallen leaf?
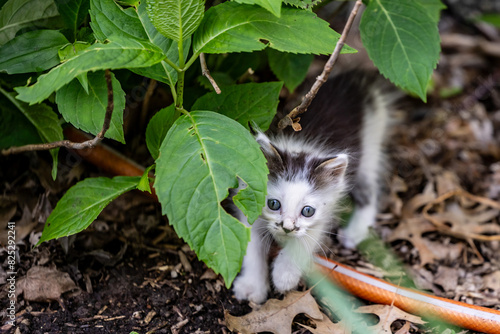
[394,321,411,334]
[483,271,500,291]
[356,304,425,333]
[17,266,80,309]
[386,217,438,266]
[225,289,323,334]
[299,316,351,334]
[433,266,459,292]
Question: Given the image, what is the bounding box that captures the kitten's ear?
[315,154,348,181]
[255,131,283,165]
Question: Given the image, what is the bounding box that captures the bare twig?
[200,53,221,94]
[1,69,115,155]
[278,0,364,130]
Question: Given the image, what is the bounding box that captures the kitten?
[232,71,398,304]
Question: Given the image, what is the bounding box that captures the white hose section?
[314,256,500,323]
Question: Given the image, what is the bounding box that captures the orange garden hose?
[314,255,500,333]
[64,128,500,333]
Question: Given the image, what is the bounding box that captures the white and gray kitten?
[232,71,398,304]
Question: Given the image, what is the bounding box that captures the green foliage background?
[0,0,443,287]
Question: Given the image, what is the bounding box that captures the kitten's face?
[255,132,349,244]
[262,179,333,242]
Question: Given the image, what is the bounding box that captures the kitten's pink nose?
[280,219,296,233]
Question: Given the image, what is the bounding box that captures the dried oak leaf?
[225,289,323,334]
[387,217,438,266]
[17,266,80,309]
[299,316,351,334]
[356,304,425,333]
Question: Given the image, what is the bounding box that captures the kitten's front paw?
[272,260,301,293]
[233,275,269,304]
[340,225,368,249]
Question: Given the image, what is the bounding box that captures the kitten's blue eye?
[267,199,281,211]
[301,206,315,217]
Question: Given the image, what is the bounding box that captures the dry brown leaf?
[225,290,323,334]
[423,189,500,242]
[17,266,80,309]
[483,271,500,291]
[386,218,438,266]
[401,182,436,219]
[356,304,425,333]
[394,321,411,334]
[299,316,351,334]
[433,266,459,292]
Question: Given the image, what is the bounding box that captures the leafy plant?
[0,0,443,287]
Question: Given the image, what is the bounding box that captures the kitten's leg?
[342,187,377,248]
[233,218,270,304]
[342,91,390,248]
[271,240,310,293]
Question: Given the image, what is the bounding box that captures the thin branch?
[200,53,221,94]
[2,69,115,155]
[278,0,364,130]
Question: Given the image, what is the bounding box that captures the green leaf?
[267,49,313,92]
[191,82,282,131]
[193,2,356,55]
[55,0,90,40]
[56,71,126,143]
[418,0,446,22]
[360,0,442,101]
[282,0,320,10]
[476,13,500,28]
[38,176,141,245]
[146,0,205,42]
[90,0,148,42]
[0,94,41,149]
[137,164,155,193]
[154,111,268,287]
[15,36,165,104]
[0,87,63,179]
[0,0,61,45]
[0,30,69,74]
[145,104,178,160]
[132,1,191,86]
[233,0,282,17]
[58,41,91,61]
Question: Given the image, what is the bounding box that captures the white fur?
[233,144,349,303]
[342,90,391,247]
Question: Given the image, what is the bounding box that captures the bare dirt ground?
[1,8,500,334]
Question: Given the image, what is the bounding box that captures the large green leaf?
[146,0,204,42]
[360,0,442,101]
[267,49,313,92]
[56,71,126,143]
[0,0,60,45]
[0,93,41,150]
[90,0,148,42]
[191,82,282,131]
[37,176,141,245]
[55,0,90,40]
[15,36,165,104]
[154,111,268,287]
[0,87,63,179]
[193,2,356,55]
[145,104,178,160]
[233,0,282,17]
[0,30,68,74]
[132,1,191,86]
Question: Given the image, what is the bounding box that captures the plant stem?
[278,0,364,130]
[184,52,200,71]
[175,40,187,110]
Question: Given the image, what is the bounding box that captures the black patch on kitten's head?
[261,143,348,190]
